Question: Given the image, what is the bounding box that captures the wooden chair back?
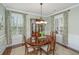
[47,32,56,54]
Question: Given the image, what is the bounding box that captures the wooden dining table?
[26,35,53,55]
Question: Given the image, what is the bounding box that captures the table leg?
[40,47,42,55]
[38,46,42,55]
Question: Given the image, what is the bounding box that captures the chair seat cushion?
[41,45,48,51]
[28,47,34,52]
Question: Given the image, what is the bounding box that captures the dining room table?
[26,35,53,55]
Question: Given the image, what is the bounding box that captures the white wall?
[68,6,79,51]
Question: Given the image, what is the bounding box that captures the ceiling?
[3,3,78,16]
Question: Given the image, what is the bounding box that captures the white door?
[11,13,24,45]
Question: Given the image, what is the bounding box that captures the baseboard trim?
[8,43,25,49]
[56,42,79,53]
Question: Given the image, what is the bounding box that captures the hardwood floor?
[2,43,25,55]
[2,47,12,55]
[2,43,79,55]
[56,42,79,53]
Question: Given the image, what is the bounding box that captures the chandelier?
[35,3,47,24]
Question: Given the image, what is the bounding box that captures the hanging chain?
[40,3,43,18]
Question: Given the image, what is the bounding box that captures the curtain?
[63,11,69,45]
[51,15,55,32]
[26,15,31,39]
[5,10,12,45]
[23,14,27,41]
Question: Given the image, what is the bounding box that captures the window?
[54,14,64,35]
[11,13,24,35]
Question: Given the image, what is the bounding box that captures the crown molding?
[5,7,47,17]
[47,4,79,17]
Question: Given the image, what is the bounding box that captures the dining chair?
[47,32,56,55]
[23,36,37,55]
[40,33,56,55]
